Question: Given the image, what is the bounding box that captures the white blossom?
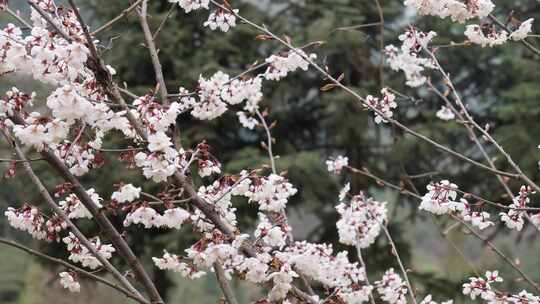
[465,25,508,48]
[111,184,141,203]
[170,0,209,13]
[59,272,80,292]
[326,155,349,174]
[510,18,534,41]
[436,106,455,121]
[204,10,238,32]
[336,192,387,248]
[375,268,408,304]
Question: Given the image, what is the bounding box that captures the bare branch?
[255,109,276,174]
[152,4,175,40]
[382,226,417,304]
[91,0,145,36]
[3,7,32,28]
[355,247,376,304]
[138,0,169,104]
[213,261,239,304]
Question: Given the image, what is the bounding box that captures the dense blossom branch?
[0,129,148,303]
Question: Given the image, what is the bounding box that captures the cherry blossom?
[63,233,115,269]
[436,106,456,121]
[404,0,494,23]
[2,0,540,303]
[326,155,349,174]
[500,185,533,231]
[236,111,258,129]
[464,25,508,48]
[420,294,453,304]
[158,207,191,229]
[152,250,206,279]
[4,204,47,240]
[365,88,397,124]
[198,159,221,177]
[245,174,298,213]
[59,271,81,292]
[375,268,408,304]
[111,184,142,203]
[336,192,387,248]
[264,50,316,81]
[170,0,209,13]
[420,180,460,215]
[385,28,436,87]
[124,205,160,228]
[510,18,535,41]
[204,9,238,32]
[254,213,287,248]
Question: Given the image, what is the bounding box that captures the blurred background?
[2,0,540,303]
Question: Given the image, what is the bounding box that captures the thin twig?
[0,157,44,163]
[4,7,32,28]
[382,226,417,304]
[488,14,540,57]
[356,246,376,304]
[373,0,385,88]
[348,165,540,292]
[139,0,168,104]
[152,4,175,40]
[91,0,145,35]
[426,49,540,193]
[210,0,519,180]
[333,22,381,32]
[255,109,276,173]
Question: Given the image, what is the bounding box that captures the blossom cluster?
[375,268,408,304]
[499,185,534,231]
[178,48,315,127]
[4,204,48,240]
[404,0,534,48]
[420,180,494,230]
[404,0,495,23]
[124,205,191,229]
[59,188,103,220]
[462,270,540,303]
[385,28,436,87]
[336,190,388,248]
[365,88,398,124]
[59,271,81,293]
[63,233,115,269]
[326,155,349,174]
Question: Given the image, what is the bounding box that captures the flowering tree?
[1,0,540,303]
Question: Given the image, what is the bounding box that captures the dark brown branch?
[38,146,164,304]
